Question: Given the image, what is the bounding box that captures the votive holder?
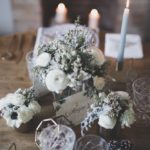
[35,118,76,150]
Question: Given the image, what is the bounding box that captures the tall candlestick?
[88,9,100,31]
[116,0,130,71]
[55,3,67,24]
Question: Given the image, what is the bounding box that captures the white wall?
[0,0,14,35]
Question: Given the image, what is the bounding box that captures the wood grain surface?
[0,31,150,150]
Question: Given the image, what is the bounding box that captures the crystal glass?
[132,76,150,126]
[74,135,108,150]
[132,77,150,112]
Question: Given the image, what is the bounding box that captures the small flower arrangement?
[0,88,41,128]
[81,91,135,135]
[33,23,106,94]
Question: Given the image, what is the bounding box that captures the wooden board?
[0,31,150,150]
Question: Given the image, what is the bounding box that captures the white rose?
[45,69,69,93]
[28,101,41,114]
[18,106,34,124]
[36,52,51,67]
[87,46,105,66]
[98,114,117,129]
[93,76,105,90]
[115,91,130,100]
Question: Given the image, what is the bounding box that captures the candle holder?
[116,60,124,72]
[35,118,76,150]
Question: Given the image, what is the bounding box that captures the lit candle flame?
[56,3,67,14]
[89,9,100,19]
[126,0,130,8]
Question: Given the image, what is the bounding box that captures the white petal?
[28,101,41,114]
[98,114,116,129]
[87,46,105,66]
[93,76,105,90]
[115,91,130,100]
[36,52,51,67]
[18,107,34,123]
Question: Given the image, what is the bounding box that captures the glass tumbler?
[132,76,150,126]
[74,135,108,150]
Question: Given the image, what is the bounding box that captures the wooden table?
[0,32,150,150]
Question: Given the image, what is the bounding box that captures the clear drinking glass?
[132,76,150,126]
[74,135,108,150]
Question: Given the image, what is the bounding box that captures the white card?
[105,33,143,59]
[53,91,94,126]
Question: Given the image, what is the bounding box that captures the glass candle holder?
[35,118,76,150]
[74,135,108,150]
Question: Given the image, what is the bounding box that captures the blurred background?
[0,0,150,41]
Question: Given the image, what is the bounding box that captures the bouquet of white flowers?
[33,23,106,95]
[0,88,41,128]
[31,22,106,125]
[81,91,135,136]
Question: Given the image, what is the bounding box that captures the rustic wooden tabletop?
[0,31,150,150]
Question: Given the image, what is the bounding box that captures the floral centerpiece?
[0,88,41,129]
[32,22,107,125]
[81,90,135,139]
[33,23,106,95]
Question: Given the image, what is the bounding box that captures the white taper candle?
[116,0,130,71]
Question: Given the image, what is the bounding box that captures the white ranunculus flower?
[18,106,34,124]
[28,101,41,114]
[36,52,51,67]
[98,114,117,129]
[93,76,105,90]
[115,91,130,100]
[45,69,69,93]
[87,46,105,66]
